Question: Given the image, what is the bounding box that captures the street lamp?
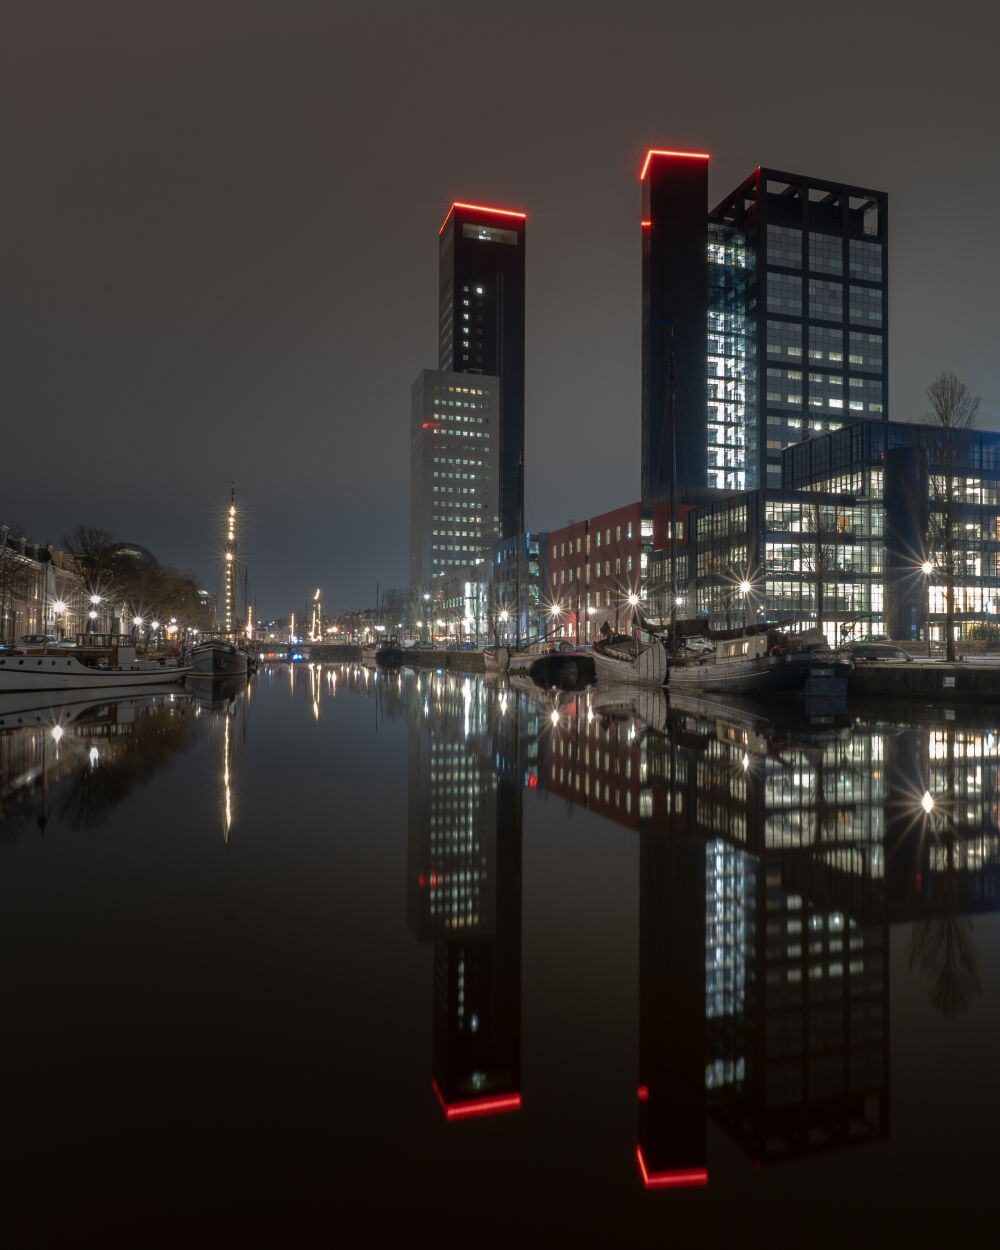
[739,579,752,636]
[921,561,933,657]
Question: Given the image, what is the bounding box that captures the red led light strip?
[640,220,652,229]
[432,1078,522,1120]
[439,202,527,235]
[639,149,711,181]
[422,422,441,430]
[635,1146,708,1190]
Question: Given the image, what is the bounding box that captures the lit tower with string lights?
[224,488,237,636]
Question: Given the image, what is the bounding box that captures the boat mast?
[669,326,677,647]
[225,487,237,639]
[515,451,524,649]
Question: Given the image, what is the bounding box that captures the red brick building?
[546,502,646,643]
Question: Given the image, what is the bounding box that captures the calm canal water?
[1,665,997,1245]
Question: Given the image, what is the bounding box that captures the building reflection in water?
[407,673,542,1119]
[541,684,1000,1185]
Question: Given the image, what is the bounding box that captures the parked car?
[682,636,715,654]
[844,641,912,661]
[14,634,58,649]
[53,637,79,649]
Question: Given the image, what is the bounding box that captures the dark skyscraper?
[438,202,526,540]
[640,151,888,502]
[640,149,710,506]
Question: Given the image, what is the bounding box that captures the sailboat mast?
[669,327,677,644]
[516,451,524,649]
[225,487,237,637]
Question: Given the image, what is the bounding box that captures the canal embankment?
[848,659,1000,701]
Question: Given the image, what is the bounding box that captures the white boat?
[190,638,248,677]
[592,632,669,686]
[0,640,187,692]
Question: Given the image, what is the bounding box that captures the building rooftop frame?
[438,201,528,235]
[710,166,885,225]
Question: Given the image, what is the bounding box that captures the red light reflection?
[635,1146,708,1189]
[432,1079,522,1120]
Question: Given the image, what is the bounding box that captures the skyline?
[3,2,997,616]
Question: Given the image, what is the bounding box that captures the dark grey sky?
[3,1,997,617]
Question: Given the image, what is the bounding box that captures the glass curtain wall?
[708,221,754,492]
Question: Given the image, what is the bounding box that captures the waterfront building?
[490,530,546,647]
[545,503,653,642]
[640,151,888,501]
[438,202,526,541]
[0,531,86,642]
[784,420,1000,642]
[431,559,490,645]
[409,370,500,588]
[679,419,1000,644]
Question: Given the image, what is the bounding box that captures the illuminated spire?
[225,487,237,636]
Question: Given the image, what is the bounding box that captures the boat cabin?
[70,634,138,669]
[716,635,769,663]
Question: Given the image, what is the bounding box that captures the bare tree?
[926,372,980,661]
[62,525,114,571]
[800,499,840,641]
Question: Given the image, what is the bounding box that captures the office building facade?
[409,369,500,588]
[640,151,888,503]
[666,419,1000,645]
[438,202,526,540]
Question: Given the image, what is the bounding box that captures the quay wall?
[407,648,486,673]
[848,661,1000,701]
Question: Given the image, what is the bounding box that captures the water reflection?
[405,672,1000,1184]
[407,672,542,1117]
[0,681,252,843]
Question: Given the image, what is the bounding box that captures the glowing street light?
[921,562,934,655]
[921,790,935,814]
[738,579,753,636]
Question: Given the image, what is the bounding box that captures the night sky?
[3,1,997,617]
